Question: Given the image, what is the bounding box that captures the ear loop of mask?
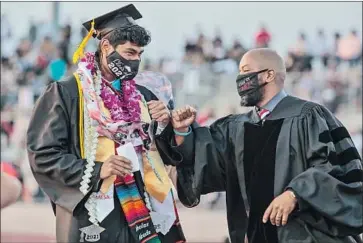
[257,69,271,90]
[256,69,271,88]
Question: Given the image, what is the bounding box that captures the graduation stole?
[75,55,173,242]
[89,100,167,243]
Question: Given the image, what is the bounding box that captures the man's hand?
[147,100,170,124]
[100,155,132,179]
[262,190,297,226]
[171,105,197,132]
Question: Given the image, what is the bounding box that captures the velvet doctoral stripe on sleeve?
[287,103,363,237]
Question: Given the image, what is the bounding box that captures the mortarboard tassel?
[72,19,95,64]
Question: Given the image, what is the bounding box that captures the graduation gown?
[160,95,363,243]
[27,75,185,243]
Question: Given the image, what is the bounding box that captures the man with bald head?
[237,48,287,108]
[156,48,363,242]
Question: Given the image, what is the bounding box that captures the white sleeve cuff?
[155,122,167,135]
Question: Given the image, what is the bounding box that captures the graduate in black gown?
[27,4,185,243]
[162,48,363,243]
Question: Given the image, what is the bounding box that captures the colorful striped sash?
[115,175,161,243]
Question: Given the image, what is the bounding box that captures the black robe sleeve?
[287,104,363,236]
[27,82,102,214]
[169,116,232,207]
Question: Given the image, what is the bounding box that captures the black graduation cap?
[82,4,142,40]
[73,4,142,63]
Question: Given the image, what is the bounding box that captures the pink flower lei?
[81,52,142,123]
[80,52,151,154]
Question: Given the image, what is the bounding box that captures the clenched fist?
[100,155,132,179]
[171,105,197,132]
[147,100,170,124]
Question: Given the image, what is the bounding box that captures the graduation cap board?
[73,4,143,64]
[83,4,142,39]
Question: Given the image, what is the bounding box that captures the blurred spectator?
[332,32,342,66]
[1,14,16,59]
[183,37,204,66]
[58,25,72,65]
[29,18,38,44]
[321,63,346,114]
[228,38,247,65]
[30,69,46,101]
[287,32,313,72]
[63,24,72,42]
[37,20,53,42]
[48,49,68,83]
[15,38,34,71]
[39,36,57,64]
[1,58,19,106]
[1,14,12,40]
[196,33,214,62]
[184,37,202,55]
[254,24,271,48]
[210,34,238,74]
[337,29,362,67]
[291,32,312,56]
[211,35,226,62]
[313,29,331,67]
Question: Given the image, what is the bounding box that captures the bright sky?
[1,1,362,59]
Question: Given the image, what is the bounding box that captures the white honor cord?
[78,70,102,226]
[81,106,99,226]
[144,191,153,211]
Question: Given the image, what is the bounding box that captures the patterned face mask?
[236,69,268,97]
[236,69,269,107]
[106,51,140,81]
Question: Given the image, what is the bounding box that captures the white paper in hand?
[116,142,140,172]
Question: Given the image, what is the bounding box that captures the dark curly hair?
[105,25,151,47]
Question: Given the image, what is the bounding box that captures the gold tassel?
[72,19,95,64]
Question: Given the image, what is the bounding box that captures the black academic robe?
[27,75,185,243]
[159,95,363,243]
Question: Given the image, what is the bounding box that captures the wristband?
[173,126,192,136]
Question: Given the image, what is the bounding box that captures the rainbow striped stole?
[115,175,161,243]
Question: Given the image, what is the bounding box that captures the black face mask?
[106,51,140,81]
[236,69,268,107]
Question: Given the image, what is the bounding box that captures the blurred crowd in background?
[1,13,362,208]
